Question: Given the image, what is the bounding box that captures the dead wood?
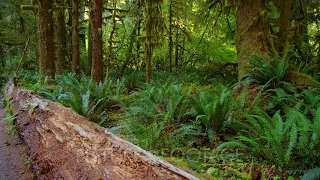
[4,82,198,180]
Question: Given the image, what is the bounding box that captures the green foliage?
[244,54,289,87]
[56,73,125,120]
[122,82,191,149]
[187,85,235,144]
[218,107,320,170]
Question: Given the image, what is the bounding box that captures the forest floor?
[0,100,34,180]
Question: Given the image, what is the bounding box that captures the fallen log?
[4,82,198,180]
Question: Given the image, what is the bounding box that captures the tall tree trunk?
[136,7,142,72]
[168,0,173,72]
[278,0,292,55]
[54,0,66,75]
[72,0,80,74]
[87,9,93,76]
[175,29,179,71]
[91,0,103,83]
[145,0,152,84]
[145,43,152,84]
[236,0,268,78]
[79,5,86,47]
[39,0,55,82]
[66,0,73,64]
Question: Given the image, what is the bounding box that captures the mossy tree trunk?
[168,0,173,72]
[144,0,164,84]
[91,0,103,83]
[236,0,269,78]
[39,0,55,82]
[72,0,80,74]
[53,0,66,75]
[175,29,179,71]
[278,0,292,56]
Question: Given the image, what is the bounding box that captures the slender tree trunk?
[145,43,152,84]
[87,9,93,76]
[119,0,142,77]
[175,29,179,71]
[136,8,142,72]
[145,1,152,84]
[236,0,268,78]
[91,0,103,83]
[72,0,80,74]
[39,0,55,82]
[66,0,73,63]
[278,0,292,55]
[79,5,86,47]
[106,2,117,80]
[118,25,137,77]
[54,0,66,75]
[168,0,173,72]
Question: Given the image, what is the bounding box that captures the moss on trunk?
[236,0,269,78]
[39,0,55,83]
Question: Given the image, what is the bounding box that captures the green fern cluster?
[55,73,126,119]
[123,83,236,149]
[217,107,320,169]
[122,83,192,150]
[244,54,289,87]
[187,85,235,144]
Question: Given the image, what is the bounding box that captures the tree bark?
[236,0,268,78]
[54,0,66,75]
[278,0,292,55]
[87,9,93,76]
[168,0,173,72]
[79,5,86,47]
[4,82,199,180]
[175,29,179,71]
[39,0,55,82]
[91,0,103,83]
[145,43,152,84]
[72,0,80,74]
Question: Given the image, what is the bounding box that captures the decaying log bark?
[4,82,198,180]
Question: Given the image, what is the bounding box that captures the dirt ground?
[0,103,34,180]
